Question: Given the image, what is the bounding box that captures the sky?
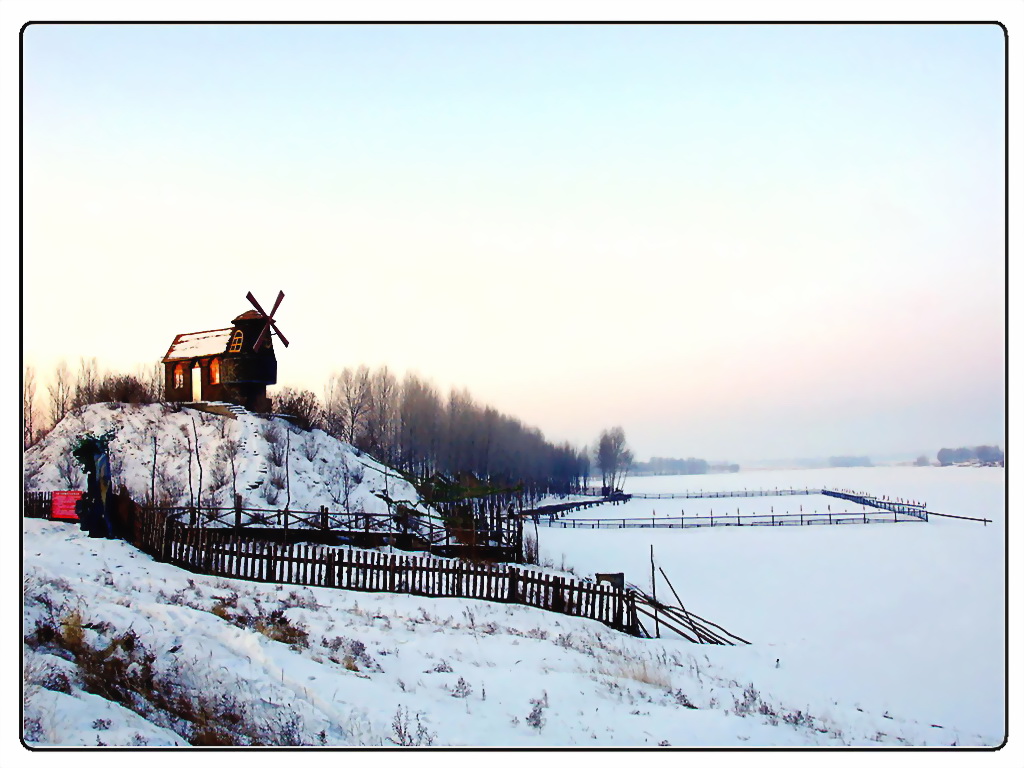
[19,22,1007,463]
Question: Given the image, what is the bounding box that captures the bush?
[391,705,435,746]
[268,438,286,468]
[526,691,548,732]
[522,532,539,565]
[273,388,322,431]
[451,677,473,698]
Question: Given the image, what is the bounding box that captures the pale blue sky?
[21,23,1006,462]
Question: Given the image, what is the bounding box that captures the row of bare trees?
[275,365,594,497]
[23,358,164,448]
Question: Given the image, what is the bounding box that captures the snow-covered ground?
[22,512,994,749]
[537,467,1006,744]
[18,408,1009,748]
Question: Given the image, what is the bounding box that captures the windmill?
[245,291,290,352]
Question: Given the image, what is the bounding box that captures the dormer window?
[210,357,221,385]
[173,363,186,389]
[228,330,244,353]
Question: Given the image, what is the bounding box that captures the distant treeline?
[277,366,596,498]
[630,457,739,476]
[828,456,873,468]
[936,445,1003,466]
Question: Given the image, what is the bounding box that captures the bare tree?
[181,425,195,507]
[48,360,73,428]
[340,365,372,445]
[399,372,443,477]
[192,418,204,507]
[23,366,37,449]
[595,426,633,493]
[323,372,343,438]
[363,366,399,462]
[73,357,99,408]
[56,444,83,489]
[137,360,164,403]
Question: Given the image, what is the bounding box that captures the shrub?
[522,532,539,565]
[391,705,435,746]
[733,683,760,717]
[782,708,815,729]
[526,691,548,732]
[451,677,473,698]
[673,690,698,709]
[268,439,286,468]
[252,610,308,647]
[259,421,281,444]
[262,479,281,506]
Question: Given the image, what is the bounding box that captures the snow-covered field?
[22,509,997,749]
[537,467,1006,744]
[18,407,1009,749]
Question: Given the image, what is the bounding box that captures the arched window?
[228,330,244,353]
[209,357,221,385]
[173,363,186,389]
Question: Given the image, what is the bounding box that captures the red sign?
[51,491,83,521]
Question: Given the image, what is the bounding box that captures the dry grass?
[599,658,673,690]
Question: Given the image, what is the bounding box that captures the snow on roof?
[163,328,233,361]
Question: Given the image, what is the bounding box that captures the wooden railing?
[143,502,523,559]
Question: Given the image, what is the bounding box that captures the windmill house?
[162,293,288,414]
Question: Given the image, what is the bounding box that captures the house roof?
[162,328,234,362]
[233,310,263,322]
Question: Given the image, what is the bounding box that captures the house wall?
[164,358,229,403]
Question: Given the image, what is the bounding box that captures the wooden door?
[191,364,202,401]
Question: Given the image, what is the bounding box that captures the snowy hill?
[23,403,420,516]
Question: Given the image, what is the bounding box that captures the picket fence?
[132,507,640,636]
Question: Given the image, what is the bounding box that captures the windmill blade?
[270,321,290,347]
[268,290,285,319]
[246,291,269,318]
[253,321,272,352]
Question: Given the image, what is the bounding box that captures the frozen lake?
[536,466,1006,744]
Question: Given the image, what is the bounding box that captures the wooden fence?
[578,487,818,500]
[23,491,52,519]
[141,501,523,562]
[821,489,927,520]
[536,509,925,530]
[132,507,639,635]
[627,488,819,500]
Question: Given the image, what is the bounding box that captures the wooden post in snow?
[650,544,660,639]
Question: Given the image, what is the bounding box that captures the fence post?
[508,568,520,604]
[234,494,242,530]
[267,545,277,583]
[553,576,565,614]
[160,514,171,562]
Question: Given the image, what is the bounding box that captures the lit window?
[210,357,221,385]
[174,363,186,389]
[229,330,244,353]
